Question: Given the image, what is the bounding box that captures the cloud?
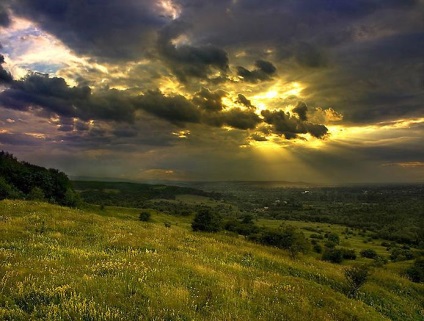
[292,101,308,121]
[0,72,136,122]
[250,133,268,142]
[192,87,226,112]
[0,54,13,83]
[0,4,11,27]
[236,94,254,108]
[221,108,261,130]
[157,20,229,82]
[135,90,201,125]
[236,60,277,83]
[10,0,168,61]
[295,43,327,68]
[261,108,328,139]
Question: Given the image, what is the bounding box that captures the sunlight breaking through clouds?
[0,0,422,183]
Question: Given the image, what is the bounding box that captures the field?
[1,200,423,320]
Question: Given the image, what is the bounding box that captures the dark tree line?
[0,151,79,206]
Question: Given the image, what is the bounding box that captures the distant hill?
[0,151,78,206]
[72,180,220,208]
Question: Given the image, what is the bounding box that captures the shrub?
[340,248,357,260]
[322,248,343,263]
[344,265,370,297]
[372,255,388,267]
[248,226,310,258]
[405,258,424,283]
[360,249,378,259]
[139,211,151,222]
[28,187,45,201]
[390,248,415,262]
[313,243,323,253]
[192,208,222,232]
[327,232,340,245]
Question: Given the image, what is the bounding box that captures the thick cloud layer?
[9,0,167,60]
[0,0,422,183]
[236,60,277,83]
[0,55,13,83]
[0,70,328,139]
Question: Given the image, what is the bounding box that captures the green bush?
[340,248,357,260]
[360,248,378,259]
[313,243,323,253]
[248,226,310,258]
[405,258,424,283]
[327,232,340,245]
[192,208,222,232]
[322,248,343,263]
[139,211,151,222]
[390,248,415,262]
[344,265,370,297]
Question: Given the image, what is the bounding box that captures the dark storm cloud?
[135,90,201,125]
[261,109,328,139]
[293,0,419,17]
[10,0,167,60]
[236,94,254,108]
[0,67,332,140]
[157,21,229,82]
[0,73,136,122]
[304,32,424,124]
[0,132,45,146]
[292,102,308,121]
[192,87,226,112]
[0,54,13,83]
[295,43,327,68]
[221,108,261,130]
[250,133,268,142]
[0,4,11,27]
[236,60,276,83]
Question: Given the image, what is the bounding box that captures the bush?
[360,249,378,259]
[327,233,340,245]
[344,265,370,297]
[248,226,310,258]
[390,248,415,262]
[405,258,424,283]
[313,243,323,253]
[139,211,151,222]
[28,187,45,201]
[322,248,343,263]
[224,217,259,236]
[340,248,357,260]
[310,233,324,239]
[192,208,222,232]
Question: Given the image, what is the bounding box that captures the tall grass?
[0,200,422,320]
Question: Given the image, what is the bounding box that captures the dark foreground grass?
[0,200,423,320]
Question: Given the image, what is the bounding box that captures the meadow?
[0,200,423,320]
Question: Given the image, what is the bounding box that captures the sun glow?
[251,81,304,107]
[157,0,182,20]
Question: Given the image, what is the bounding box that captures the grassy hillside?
[0,200,423,320]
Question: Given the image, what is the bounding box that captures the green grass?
[257,219,412,261]
[0,200,423,320]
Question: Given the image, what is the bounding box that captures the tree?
[344,265,370,297]
[192,208,222,232]
[28,187,45,201]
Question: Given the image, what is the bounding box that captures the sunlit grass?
[0,200,423,320]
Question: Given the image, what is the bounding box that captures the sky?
[0,0,423,184]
